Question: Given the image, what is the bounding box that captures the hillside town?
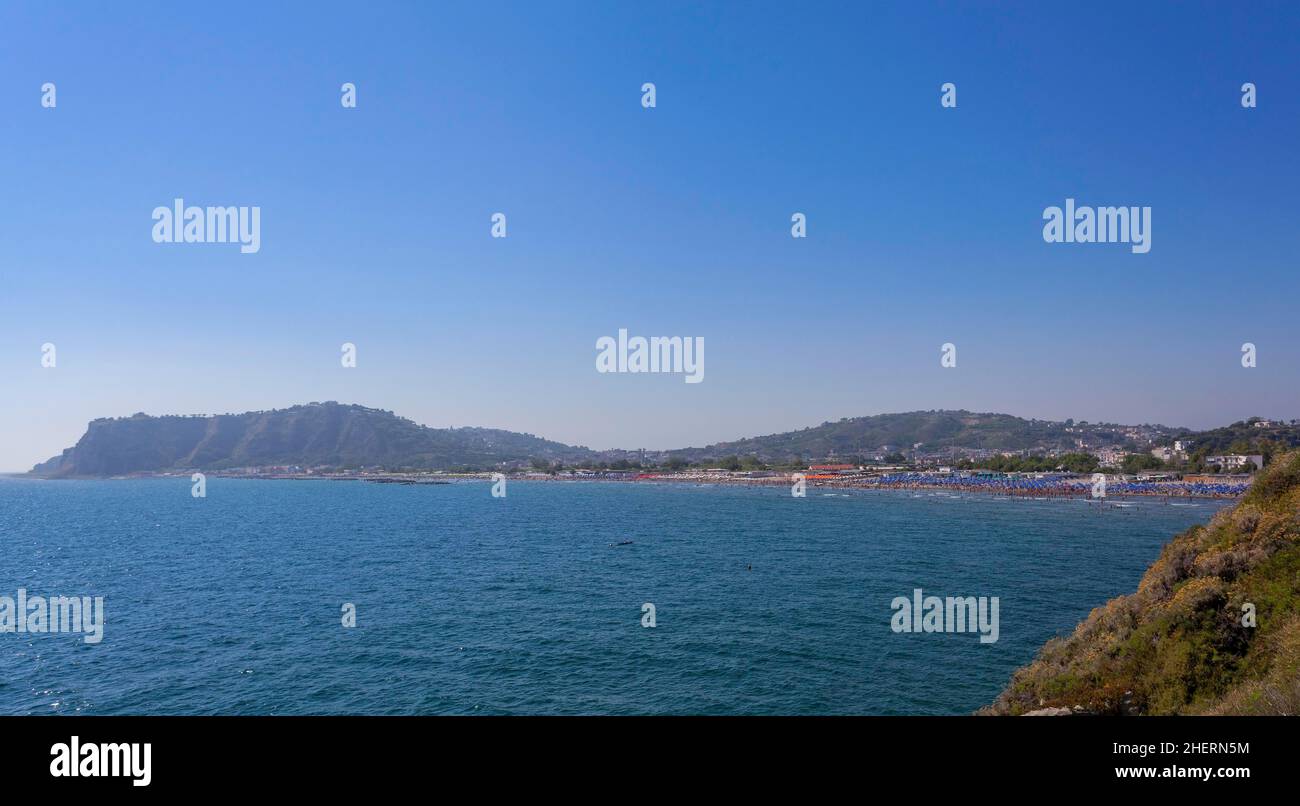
[78,414,1296,501]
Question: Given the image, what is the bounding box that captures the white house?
[1205,454,1264,471]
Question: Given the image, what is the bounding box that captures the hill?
[24,405,1221,476]
[665,410,1168,463]
[31,402,594,476]
[982,451,1300,715]
[1160,416,1300,465]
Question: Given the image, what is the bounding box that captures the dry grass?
[982,452,1300,716]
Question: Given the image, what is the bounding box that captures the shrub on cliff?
[983,451,1300,715]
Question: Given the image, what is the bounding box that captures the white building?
[1206,454,1264,471]
[1150,446,1176,463]
[1097,447,1127,467]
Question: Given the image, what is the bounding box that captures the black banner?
[2,715,1281,792]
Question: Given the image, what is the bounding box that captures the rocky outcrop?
[31,402,594,476]
[984,451,1300,716]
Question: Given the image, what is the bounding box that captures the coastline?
[12,469,1248,500]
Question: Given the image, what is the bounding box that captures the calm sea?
[0,477,1225,715]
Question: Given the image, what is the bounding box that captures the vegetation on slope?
[983,451,1300,715]
[669,410,1167,463]
[1161,416,1300,471]
[31,402,594,476]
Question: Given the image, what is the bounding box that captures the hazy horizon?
[4,1,1298,471]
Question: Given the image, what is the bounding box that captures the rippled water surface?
[0,477,1226,714]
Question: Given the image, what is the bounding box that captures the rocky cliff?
[984,451,1300,715]
[31,402,594,476]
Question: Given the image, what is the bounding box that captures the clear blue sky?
[2,1,1298,470]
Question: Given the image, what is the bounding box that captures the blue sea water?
[0,477,1226,715]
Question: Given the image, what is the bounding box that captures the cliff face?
[31,402,594,476]
[984,451,1300,715]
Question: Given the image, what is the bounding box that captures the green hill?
[668,410,1156,462]
[1161,416,1300,466]
[31,402,594,476]
[983,451,1300,715]
[25,404,1217,476]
